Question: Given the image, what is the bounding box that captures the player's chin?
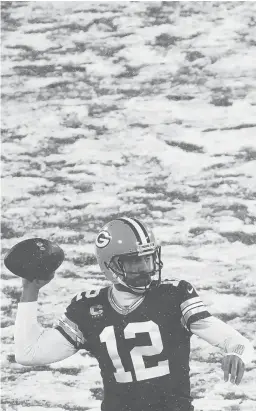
[128,276,151,288]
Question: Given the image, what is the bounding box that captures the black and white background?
[1,1,256,410]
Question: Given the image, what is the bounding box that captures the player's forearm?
[14,302,77,365]
[15,301,44,364]
[191,316,254,364]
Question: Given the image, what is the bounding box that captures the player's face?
[121,254,154,287]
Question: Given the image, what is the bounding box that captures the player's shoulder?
[160,278,192,290]
[158,278,197,298]
[68,286,108,308]
[149,278,181,297]
[60,287,108,330]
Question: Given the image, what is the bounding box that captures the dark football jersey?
[55,280,211,411]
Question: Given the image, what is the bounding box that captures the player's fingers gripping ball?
[4,238,65,281]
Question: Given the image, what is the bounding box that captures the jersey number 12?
[100,320,170,383]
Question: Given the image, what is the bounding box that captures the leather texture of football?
[4,238,65,281]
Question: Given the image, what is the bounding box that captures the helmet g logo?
[96,231,112,248]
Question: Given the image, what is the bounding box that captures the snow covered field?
[1,2,256,410]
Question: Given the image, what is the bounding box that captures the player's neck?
[112,284,142,307]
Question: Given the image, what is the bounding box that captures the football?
[4,238,65,281]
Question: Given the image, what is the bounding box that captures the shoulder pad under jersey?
[161,278,181,287]
[72,288,101,303]
[161,278,198,298]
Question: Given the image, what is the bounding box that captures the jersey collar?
[108,286,145,315]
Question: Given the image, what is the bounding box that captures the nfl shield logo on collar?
[90,305,104,317]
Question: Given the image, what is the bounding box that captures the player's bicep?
[179,280,211,330]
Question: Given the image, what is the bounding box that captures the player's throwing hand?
[22,275,55,289]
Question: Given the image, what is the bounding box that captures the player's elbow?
[15,348,54,366]
[15,348,41,366]
[15,352,35,366]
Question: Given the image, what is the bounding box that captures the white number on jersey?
[100,321,170,383]
[85,289,100,298]
[100,326,132,382]
[75,289,100,301]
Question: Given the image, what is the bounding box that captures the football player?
[15,217,254,411]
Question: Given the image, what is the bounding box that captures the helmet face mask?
[106,249,162,292]
[95,217,163,294]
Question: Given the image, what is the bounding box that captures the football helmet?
[95,216,163,293]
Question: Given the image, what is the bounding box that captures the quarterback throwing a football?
[14,217,254,411]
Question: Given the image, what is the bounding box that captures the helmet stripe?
[117,217,148,245]
[132,217,150,243]
[116,218,142,244]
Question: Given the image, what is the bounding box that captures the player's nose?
[138,258,153,271]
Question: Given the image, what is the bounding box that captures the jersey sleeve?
[55,294,88,350]
[178,280,211,330]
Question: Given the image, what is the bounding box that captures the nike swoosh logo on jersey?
[187,286,194,294]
